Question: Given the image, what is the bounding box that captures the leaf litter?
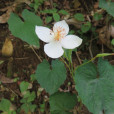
[0,0,114,114]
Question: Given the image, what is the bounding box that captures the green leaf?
[111,39,114,45]
[23,91,31,98]
[21,102,36,113]
[81,22,91,33]
[111,22,114,26]
[74,58,114,114]
[20,81,29,93]
[12,111,16,114]
[40,103,45,112]
[29,104,37,112]
[35,60,67,94]
[74,13,85,21]
[33,0,45,11]
[93,13,102,21]
[7,110,16,114]
[8,9,43,47]
[33,0,39,11]
[63,49,72,63]
[30,74,36,81]
[96,53,112,57]
[53,3,58,7]
[69,30,75,34]
[99,0,114,17]
[20,98,27,103]
[0,99,11,111]
[53,13,60,21]
[51,110,73,114]
[34,4,39,11]
[45,16,52,23]
[0,60,4,65]
[49,92,77,114]
[21,102,36,112]
[41,8,57,14]
[58,10,69,15]
[27,91,36,102]
[21,103,29,113]
[34,0,39,4]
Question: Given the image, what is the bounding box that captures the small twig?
[30,46,42,62]
[4,86,19,98]
[86,15,91,22]
[75,56,97,71]
[102,43,104,53]
[79,37,98,50]
[50,0,53,8]
[60,57,72,74]
[75,52,82,64]
[15,57,29,60]
[60,57,74,77]
[60,57,70,70]
[89,40,93,59]
[101,43,104,59]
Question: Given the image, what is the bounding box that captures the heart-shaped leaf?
[81,22,91,33]
[8,9,43,47]
[53,13,60,22]
[99,0,114,17]
[35,60,67,95]
[74,13,85,21]
[0,99,11,112]
[74,58,114,114]
[49,92,77,114]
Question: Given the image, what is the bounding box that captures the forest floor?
[0,0,114,114]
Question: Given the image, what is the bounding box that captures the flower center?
[54,26,66,41]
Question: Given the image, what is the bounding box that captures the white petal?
[53,20,69,37]
[44,41,64,58]
[35,26,54,43]
[61,35,82,49]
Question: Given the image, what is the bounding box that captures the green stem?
[61,53,114,77]
[69,60,74,77]
[61,57,74,77]
[60,57,72,75]
[75,56,97,71]
[75,53,114,71]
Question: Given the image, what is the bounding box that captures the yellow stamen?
[54,26,66,41]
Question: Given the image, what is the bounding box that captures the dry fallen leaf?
[2,38,13,57]
[110,60,114,65]
[7,57,13,77]
[15,0,31,5]
[0,72,14,83]
[0,6,13,23]
[97,26,114,49]
[94,2,99,9]
[66,18,82,29]
[0,0,31,23]
[110,25,114,38]
[73,0,81,9]
[3,104,17,114]
[44,1,51,6]
[10,104,17,111]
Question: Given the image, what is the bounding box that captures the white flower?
[35,20,82,58]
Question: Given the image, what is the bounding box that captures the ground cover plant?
[0,0,114,114]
